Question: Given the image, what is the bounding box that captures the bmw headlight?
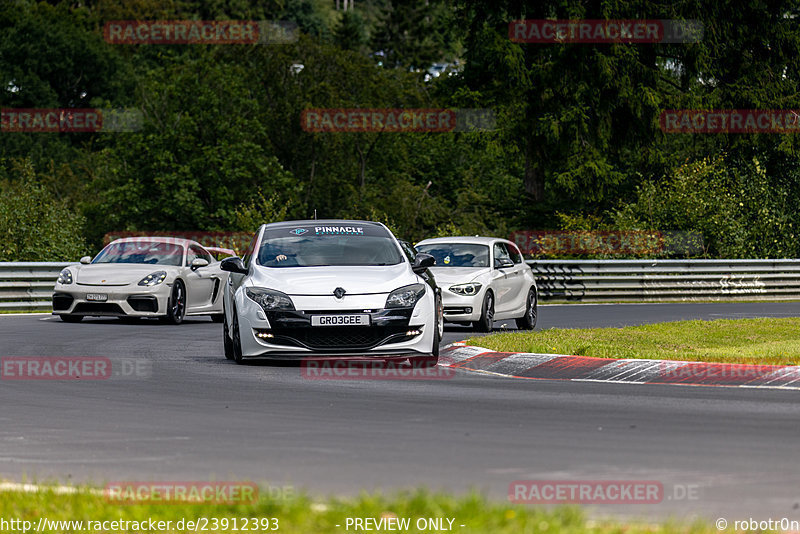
[386,283,426,308]
[449,282,482,296]
[246,287,295,311]
[138,271,167,286]
[57,268,73,285]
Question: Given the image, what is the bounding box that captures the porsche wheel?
[163,280,186,325]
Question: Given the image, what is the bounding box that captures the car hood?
[248,264,417,296]
[427,267,491,285]
[75,264,175,286]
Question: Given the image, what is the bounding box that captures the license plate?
[86,293,108,302]
[311,314,370,327]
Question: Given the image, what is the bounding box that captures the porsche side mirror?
[412,252,436,274]
[191,258,210,270]
[220,256,248,274]
[79,256,92,264]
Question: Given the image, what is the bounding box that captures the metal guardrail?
[1,260,800,310]
[0,263,75,311]
[527,259,800,301]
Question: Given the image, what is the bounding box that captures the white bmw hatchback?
[52,237,228,323]
[220,220,443,365]
[415,236,537,332]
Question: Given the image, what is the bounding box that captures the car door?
[505,242,530,312]
[491,242,518,313]
[184,244,216,311]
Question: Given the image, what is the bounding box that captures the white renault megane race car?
[220,220,443,365]
[415,236,537,332]
[52,237,228,323]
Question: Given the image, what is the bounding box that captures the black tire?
[474,291,494,332]
[222,307,235,360]
[163,280,186,325]
[231,306,244,364]
[409,293,443,368]
[515,288,538,330]
[60,314,83,323]
[210,314,224,323]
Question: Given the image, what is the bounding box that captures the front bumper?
[52,284,170,318]
[441,291,482,322]
[236,301,436,359]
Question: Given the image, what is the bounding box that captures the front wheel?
[231,307,244,364]
[223,307,235,360]
[515,288,538,330]
[474,291,494,332]
[163,280,186,325]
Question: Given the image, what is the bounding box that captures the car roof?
[264,219,386,229]
[416,236,514,247]
[110,237,196,248]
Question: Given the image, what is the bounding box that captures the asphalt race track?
[2,302,800,523]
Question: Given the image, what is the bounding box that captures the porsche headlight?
[246,287,295,311]
[449,282,482,296]
[57,268,73,285]
[385,283,426,308]
[138,271,167,286]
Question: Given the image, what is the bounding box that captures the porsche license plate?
[311,314,370,327]
[86,293,108,302]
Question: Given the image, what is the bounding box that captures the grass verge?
[0,483,719,534]
[468,317,800,366]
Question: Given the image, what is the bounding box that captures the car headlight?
[449,282,482,296]
[57,268,73,285]
[385,283,426,308]
[245,287,295,311]
[138,271,167,286]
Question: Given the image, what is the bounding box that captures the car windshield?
[416,243,490,268]
[257,224,404,267]
[92,241,184,266]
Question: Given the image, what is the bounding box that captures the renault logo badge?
[333,287,346,299]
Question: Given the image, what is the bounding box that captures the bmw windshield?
[92,241,184,266]
[415,243,489,268]
[257,225,404,267]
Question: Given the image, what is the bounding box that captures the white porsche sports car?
[52,237,228,323]
[415,236,537,332]
[220,220,443,365]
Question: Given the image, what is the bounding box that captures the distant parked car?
[52,237,228,324]
[415,236,537,332]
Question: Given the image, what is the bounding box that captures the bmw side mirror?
[220,256,248,274]
[79,256,92,264]
[494,258,514,269]
[412,252,436,274]
[190,258,209,270]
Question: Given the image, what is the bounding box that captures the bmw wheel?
[474,291,494,333]
[515,288,537,330]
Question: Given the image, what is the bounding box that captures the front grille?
[127,296,158,312]
[72,302,125,315]
[52,293,74,311]
[265,326,417,350]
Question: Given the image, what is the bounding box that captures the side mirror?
[79,256,92,264]
[191,258,209,270]
[220,256,248,275]
[412,252,436,274]
[494,257,514,269]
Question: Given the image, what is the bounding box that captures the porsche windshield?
[92,241,184,266]
[416,243,490,268]
[257,225,403,267]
